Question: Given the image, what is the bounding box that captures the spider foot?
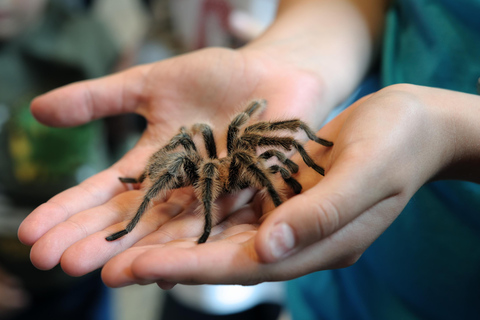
[197,232,209,244]
[284,159,299,173]
[106,229,129,241]
[119,177,139,184]
[311,164,325,176]
[313,136,333,147]
[285,177,302,194]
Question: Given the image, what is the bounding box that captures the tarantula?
[106,100,333,244]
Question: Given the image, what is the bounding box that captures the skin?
[17,0,480,289]
[103,85,480,287]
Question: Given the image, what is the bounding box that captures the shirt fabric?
[288,0,480,319]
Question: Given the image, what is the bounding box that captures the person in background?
[0,0,141,318]
[17,0,480,319]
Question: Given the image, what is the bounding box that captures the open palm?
[96,85,456,289]
[18,47,327,277]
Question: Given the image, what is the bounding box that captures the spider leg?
[106,173,179,241]
[243,134,327,176]
[227,100,266,155]
[117,127,198,185]
[119,177,139,184]
[147,127,197,168]
[119,171,147,184]
[225,151,263,193]
[241,134,294,151]
[196,161,222,244]
[232,151,283,207]
[244,119,333,147]
[291,140,326,176]
[269,165,302,194]
[192,123,217,159]
[226,152,243,193]
[106,154,198,241]
[259,149,299,173]
[165,126,197,152]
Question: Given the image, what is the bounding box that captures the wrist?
[242,0,388,109]
[436,89,480,182]
[236,47,330,128]
[386,84,480,183]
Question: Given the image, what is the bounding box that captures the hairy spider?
[106,100,333,244]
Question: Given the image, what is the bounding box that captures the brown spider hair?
[107,100,333,244]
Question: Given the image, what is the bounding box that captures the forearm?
[243,0,389,110]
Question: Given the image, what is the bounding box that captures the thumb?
[30,64,152,127]
[255,157,393,263]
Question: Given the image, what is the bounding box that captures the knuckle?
[309,197,342,240]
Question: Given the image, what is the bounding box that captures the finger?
[101,200,259,287]
[28,190,143,270]
[253,94,397,263]
[206,204,260,242]
[58,194,193,277]
[121,190,200,247]
[18,138,157,246]
[17,168,128,246]
[156,281,177,290]
[30,64,151,127]
[102,193,404,288]
[102,237,263,287]
[134,188,256,246]
[254,91,426,263]
[254,147,401,263]
[35,201,181,277]
[101,245,158,287]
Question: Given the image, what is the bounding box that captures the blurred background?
[0,0,289,319]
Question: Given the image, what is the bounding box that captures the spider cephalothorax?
[106,100,333,244]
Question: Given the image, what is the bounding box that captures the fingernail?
[269,223,295,260]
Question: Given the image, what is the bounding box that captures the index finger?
[30,64,152,127]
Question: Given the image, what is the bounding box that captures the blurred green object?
[0,0,118,205]
[0,1,121,301]
[0,98,106,205]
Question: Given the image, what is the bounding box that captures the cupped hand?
[99,84,458,288]
[17,47,328,276]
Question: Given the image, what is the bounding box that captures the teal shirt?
[382,0,480,92]
[288,1,480,319]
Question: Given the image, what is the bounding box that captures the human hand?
[98,84,479,288]
[17,47,330,276]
